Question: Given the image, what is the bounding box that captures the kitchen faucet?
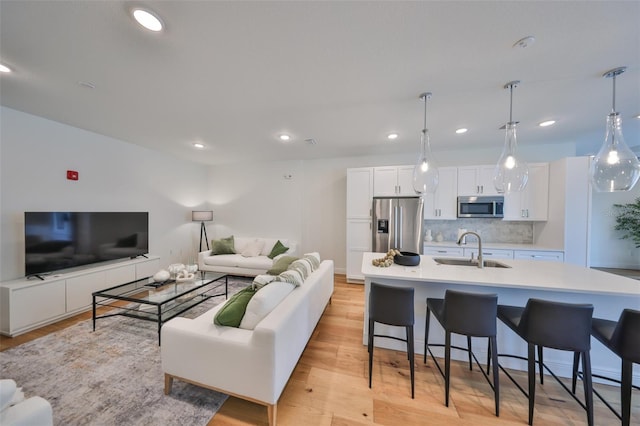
[457,231,483,269]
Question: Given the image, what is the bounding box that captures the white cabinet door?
[463,248,514,260]
[424,167,458,219]
[373,165,417,196]
[457,165,498,196]
[347,168,373,218]
[514,250,564,262]
[66,271,107,312]
[504,163,549,221]
[396,166,416,196]
[11,280,66,331]
[423,246,465,257]
[373,167,399,196]
[347,219,372,282]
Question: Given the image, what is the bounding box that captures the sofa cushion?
[214,286,257,327]
[211,236,235,255]
[267,240,289,259]
[240,239,265,257]
[203,254,273,270]
[266,256,298,275]
[239,281,296,330]
[303,252,321,270]
[277,269,304,287]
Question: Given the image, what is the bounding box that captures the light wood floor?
[1,275,637,425]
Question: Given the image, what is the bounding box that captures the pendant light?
[590,66,640,192]
[412,92,439,194]
[494,81,528,194]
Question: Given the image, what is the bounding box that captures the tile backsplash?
[424,219,533,244]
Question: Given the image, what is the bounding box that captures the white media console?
[0,255,160,336]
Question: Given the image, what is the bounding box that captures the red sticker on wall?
[67,170,79,181]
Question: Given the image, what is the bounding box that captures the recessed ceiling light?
[0,63,11,73]
[387,133,399,140]
[132,8,164,32]
[539,120,556,127]
[278,134,291,142]
[193,143,205,149]
[455,128,468,134]
[635,114,640,119]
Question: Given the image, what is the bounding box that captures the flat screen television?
[25,212,149,277]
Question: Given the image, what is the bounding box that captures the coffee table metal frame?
[92,272,228,344]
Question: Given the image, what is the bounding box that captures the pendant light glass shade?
[590,67,640,192]
[413,92,439,194]
[494,81,528,194]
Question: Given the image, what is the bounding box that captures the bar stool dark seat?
[368,282,415,398]
[424,289,499,416]
[497,299,594,426]
[572,308,640,426]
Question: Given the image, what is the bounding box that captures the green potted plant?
[614,197,640,248]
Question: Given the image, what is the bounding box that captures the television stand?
[1,255,160,337]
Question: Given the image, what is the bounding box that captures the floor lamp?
[192,210,213,252]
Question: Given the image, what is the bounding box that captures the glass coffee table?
[92,272,228,344]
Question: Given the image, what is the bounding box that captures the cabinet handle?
[476,185,480,194]
[437,250,447,253]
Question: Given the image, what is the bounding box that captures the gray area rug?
[0,276,251,426]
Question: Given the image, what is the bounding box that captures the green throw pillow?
[266,255,299,275]
[211,235,235,255]
[214,287,257,327]
[267,240,289,259]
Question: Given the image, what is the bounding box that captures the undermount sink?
[433,258,511,268]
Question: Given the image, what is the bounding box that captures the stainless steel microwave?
[457,196,504,218]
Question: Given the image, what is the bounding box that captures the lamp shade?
[192,210,213,222]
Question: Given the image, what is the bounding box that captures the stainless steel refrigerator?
[372,196,424,254]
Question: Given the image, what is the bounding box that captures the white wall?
[0,107,210,281]
[590,183,640,269]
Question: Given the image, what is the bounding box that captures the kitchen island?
[361,252,639,384]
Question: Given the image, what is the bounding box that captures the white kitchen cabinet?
[423,246,465,257]
[463,248,514,260]
[347,167,374,218]
[373,165,416,196]
[514,250,564,262]
[347,219,372,282]
[457,165,499,196]
[347,168,374,283]
[503,163,549,221]
[424,167,458,219]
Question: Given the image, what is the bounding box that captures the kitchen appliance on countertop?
[372,196,424,254]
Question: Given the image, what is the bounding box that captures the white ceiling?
[1,1,639,165]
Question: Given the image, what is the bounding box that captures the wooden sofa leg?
[267,403,277,426]
[164,374,173,395]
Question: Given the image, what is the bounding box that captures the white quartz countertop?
[362,252,640,298]
[424,242,563,251]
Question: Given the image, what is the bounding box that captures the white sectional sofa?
[198,237,297,277]
[161,259,334,426]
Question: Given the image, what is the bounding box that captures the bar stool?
[368,282,415,398]
[424,289,500,416]
[572,308,640,426]
[497,298,594,426]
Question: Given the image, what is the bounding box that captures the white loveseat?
[161,259,334,426]
[198,237,297,277]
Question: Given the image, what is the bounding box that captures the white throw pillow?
[239,281,295,329]
[240,239,265,257]
[0,379,17,411]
